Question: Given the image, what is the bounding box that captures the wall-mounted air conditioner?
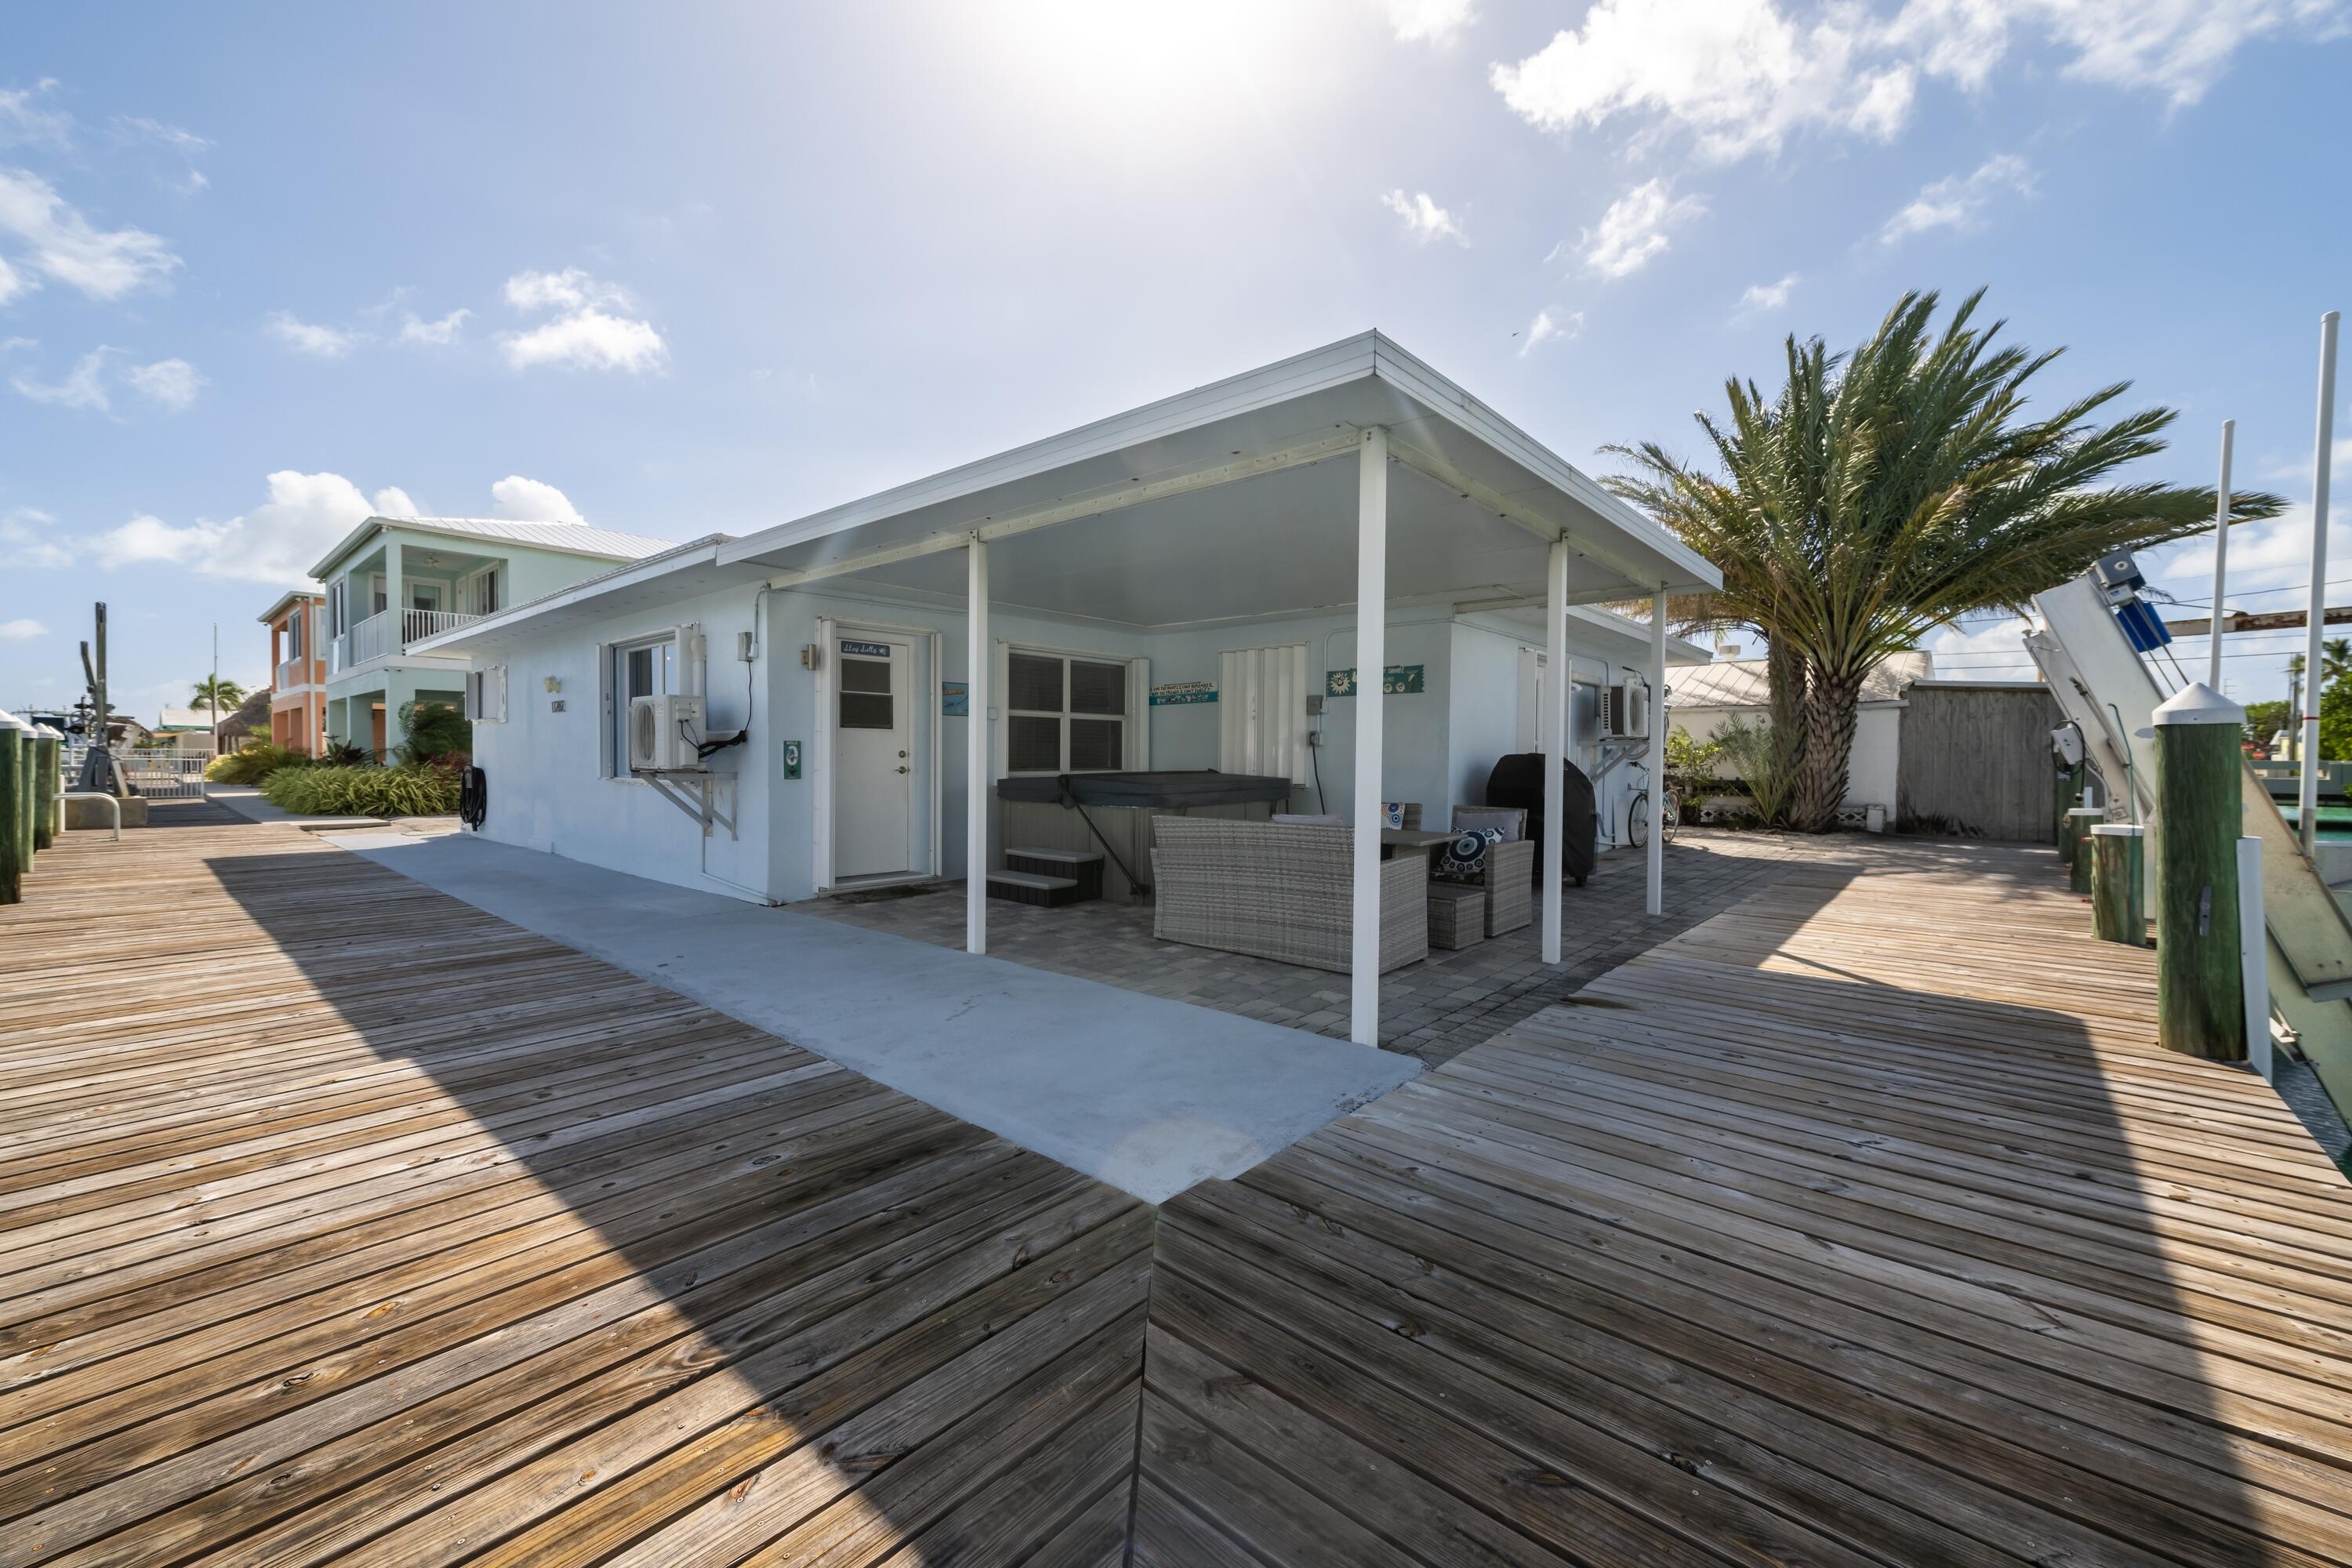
[629,693,706,773]
[1598,681,1650,739]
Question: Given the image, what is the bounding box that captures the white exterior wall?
[461,582,1679,903]
[1674,699,1907,811]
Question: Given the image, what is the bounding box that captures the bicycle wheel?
[1660,788,1681,843]
[1627,789,1650,850]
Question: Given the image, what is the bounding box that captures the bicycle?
[1626,784,1681,850]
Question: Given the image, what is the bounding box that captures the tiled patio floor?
[800,830,1809,1065]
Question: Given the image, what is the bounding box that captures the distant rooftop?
[309,514,680,579]
[1674,648,1933,708]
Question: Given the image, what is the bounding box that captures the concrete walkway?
[205,784,390,831]
[325,831,1421,1203]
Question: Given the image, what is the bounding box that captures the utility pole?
[210,624,221,753]
[2299,310,2339,856]
[2288,666,2304,763]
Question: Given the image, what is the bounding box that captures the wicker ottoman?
[1482,838,1534,938]
[1426,883,1488,950]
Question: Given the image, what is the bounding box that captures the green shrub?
[205,740,301,785]
[1711,714,1799,828]
[263,762,460,818]
[396,700,470,768]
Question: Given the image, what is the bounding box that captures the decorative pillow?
[1434,828,1504,882]
[1452,808,1523,842]
[1381,801,1406,830]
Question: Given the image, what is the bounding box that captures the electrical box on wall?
[1305,693,1325,716]
[800,644,819,670]
[738,630,757,662]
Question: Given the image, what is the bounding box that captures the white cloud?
[1738,273,1800,312]
[114,115,209,156]
[1579,179,1706,278]
[267,310,362,358]
[500,267,666,374]
[123,356,200,412]
[93,470,380,585]
[0,254,24,307]
[1490,0,2341,162]
[372,485,422,517]
[1388,0,1475,45]
[0,82,71,149]
[1491,0,1913,162]
[500,307,667,373]
[11,348,111,412]
[0,506,71,568]
[0,166,179,299]
[1519,307,1582,356]
[0,618,45,641]
[1879,152,2034,242]
[488,475,584,524]
[397,307,469,347]
[1379,189,1468,245]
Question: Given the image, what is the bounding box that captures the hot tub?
[995,770,1294,809]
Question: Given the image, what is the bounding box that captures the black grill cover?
[1483,753,1597,884]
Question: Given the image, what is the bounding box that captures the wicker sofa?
[1150,818,1429,973]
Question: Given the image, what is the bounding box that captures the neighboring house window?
[612,634,675,771]
[476,568,499,616]
[285,607,304,662]
[327,582,345,639]
[1006,649,1126,774]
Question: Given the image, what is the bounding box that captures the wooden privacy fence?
[1896,681,2062,841]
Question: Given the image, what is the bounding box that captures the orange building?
[259,590,328,754]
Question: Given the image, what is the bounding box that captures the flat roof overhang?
[419,332,1719,654]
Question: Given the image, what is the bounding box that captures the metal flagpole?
[2209,420,2234,691]
[2299,312,2339,857]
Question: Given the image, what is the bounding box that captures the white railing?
[275,657,307,690]
[334,608,481,673]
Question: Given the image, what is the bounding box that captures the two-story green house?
[312,515,672,758]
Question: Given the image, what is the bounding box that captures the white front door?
[834,638,913,878]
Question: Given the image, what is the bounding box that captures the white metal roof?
[421,332,1722,653]
[307,516,678,580]
[1672,650,1933,709]
[255,589,324,626]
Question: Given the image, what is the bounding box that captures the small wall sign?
[1149,680,1217,707]
[839,639,891,658]
[782,739,803,779]
[1326,664,1426,697]
[941,681,968,717]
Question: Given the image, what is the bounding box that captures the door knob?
[896,764,909,774]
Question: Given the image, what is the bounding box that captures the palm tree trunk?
[1766,633,1807,758]
[1790,664,1863,832]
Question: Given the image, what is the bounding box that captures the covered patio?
[717,333,1722,1045]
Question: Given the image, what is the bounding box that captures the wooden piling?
[2154,684,2246,1060]
[2067,807,2105,895]
[31,731,57,851]
[0,721,21,904]
[2090,823,2146,945]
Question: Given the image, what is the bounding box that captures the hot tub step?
[1004,847,1104,900]
[988,869,1082,908]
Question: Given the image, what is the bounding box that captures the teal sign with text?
[1325,664,1425,697]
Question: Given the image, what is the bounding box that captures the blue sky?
[3,0,2348,720]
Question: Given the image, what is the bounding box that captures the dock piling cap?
[2151,681,2245,727]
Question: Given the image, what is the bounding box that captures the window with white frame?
[460,567,501,617]
[1006,649,1127,774]
[610,634,674,771]
[464,665,508,723]
[327,581,345,640]
[285,606,304,662]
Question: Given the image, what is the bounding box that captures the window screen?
[1069,659,1126,715]
[1007,652,1064,713]
[1004,649,1127,773]
[1068,718,1121,771]
[1008,715,1060,772]
[839,655,893,729]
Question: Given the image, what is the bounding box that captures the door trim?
[811,615,943,895]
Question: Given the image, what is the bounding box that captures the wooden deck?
[1142,841,2352,1566]
[0,815,1147,1566]
[5,814,2350,1564]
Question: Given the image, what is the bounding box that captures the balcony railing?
[275,657,307,690]
[332,608,483,673]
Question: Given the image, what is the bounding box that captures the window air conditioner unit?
[629,693,705,773]
[1599,682,1650,739]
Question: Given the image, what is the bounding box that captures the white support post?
[1647,590,1667,917]
[2301,311,2338,858]
[1541,538,1569,964]
[2209,419,2234,691]
[1350,427,1388,1047]
[966,537,989,956]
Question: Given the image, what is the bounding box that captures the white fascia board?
[408,535,736,654]
[716,335,1385,568]
[1368,334,1719,594]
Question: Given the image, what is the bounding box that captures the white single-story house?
[1669,649,1934,821]
[417,333,1720,1042]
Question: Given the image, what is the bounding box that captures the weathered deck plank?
[1148,843,2352,1566]
[0,817,1147,1566]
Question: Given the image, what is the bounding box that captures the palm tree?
[2323,638,2351,687]
[191,676,245,711]
[1606,289,2285,831]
